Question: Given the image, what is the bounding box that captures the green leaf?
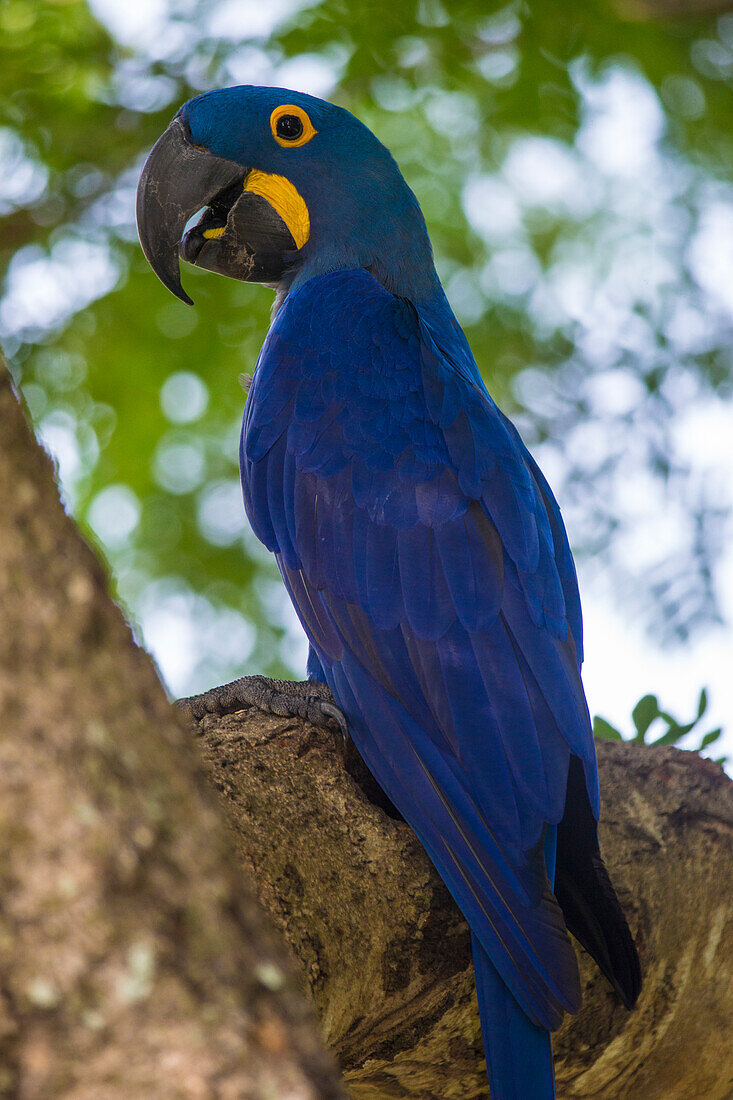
[593,717,623,742]
[632,695,659,742]
[700,729,722,749]
[654,714,695,742]
[654,725,689,746]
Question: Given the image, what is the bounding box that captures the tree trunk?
[1,364,731,1099]
[0,365,346,1098]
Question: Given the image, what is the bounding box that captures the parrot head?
[137,85,436,306]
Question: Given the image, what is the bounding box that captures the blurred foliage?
[594,687,726,761]
[1,0,732,700]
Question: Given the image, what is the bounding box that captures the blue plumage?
[140,85,641,1097]
[241,268,592,1089]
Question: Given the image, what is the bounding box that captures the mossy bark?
[1,363,731,1099]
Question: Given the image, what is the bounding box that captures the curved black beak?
[137,115,299,305]
[136,116,245,305]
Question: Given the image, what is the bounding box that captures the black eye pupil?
[276,114,304,140]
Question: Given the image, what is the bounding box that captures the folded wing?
[241,268,600,1027]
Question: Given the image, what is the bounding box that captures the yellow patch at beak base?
[243,170,310,250]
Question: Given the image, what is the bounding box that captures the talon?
[174,677,349,741]
[319,701,350,745]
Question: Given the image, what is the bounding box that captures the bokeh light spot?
[88,484,141,548]
[153,438,206,494]
[159,371,209,423]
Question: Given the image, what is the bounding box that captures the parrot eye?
[276,114,303,141]
[270,104,318,148]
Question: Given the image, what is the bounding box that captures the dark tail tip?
[555,757,642,1009]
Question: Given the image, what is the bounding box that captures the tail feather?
[555,756,642,1008]
[473,934,556,1100]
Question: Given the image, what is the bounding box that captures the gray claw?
[318,701,350,745]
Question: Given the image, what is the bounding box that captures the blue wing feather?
[240,267,597,1030]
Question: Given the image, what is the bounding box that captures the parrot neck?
[284,250,441,303]
[416,286,490,392]
[281,176,445,307]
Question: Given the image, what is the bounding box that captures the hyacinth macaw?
[137,86,641,1098]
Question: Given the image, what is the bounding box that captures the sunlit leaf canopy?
[2,0,732,729]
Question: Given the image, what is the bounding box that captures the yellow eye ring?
[270,104,317,148]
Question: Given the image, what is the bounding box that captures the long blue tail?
[473,825,558,1099]
[472,934,556,1100]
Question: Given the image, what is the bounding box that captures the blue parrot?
[137,85,641,1098]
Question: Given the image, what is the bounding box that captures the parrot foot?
[177,675,349,744]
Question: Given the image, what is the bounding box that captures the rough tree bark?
[0,366,345,1098]
[191,711,733,1100]
[1,364,731,1099]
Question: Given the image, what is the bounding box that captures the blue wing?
[241,268,598,1029]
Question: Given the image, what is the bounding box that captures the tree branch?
[192,697,733,1100]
